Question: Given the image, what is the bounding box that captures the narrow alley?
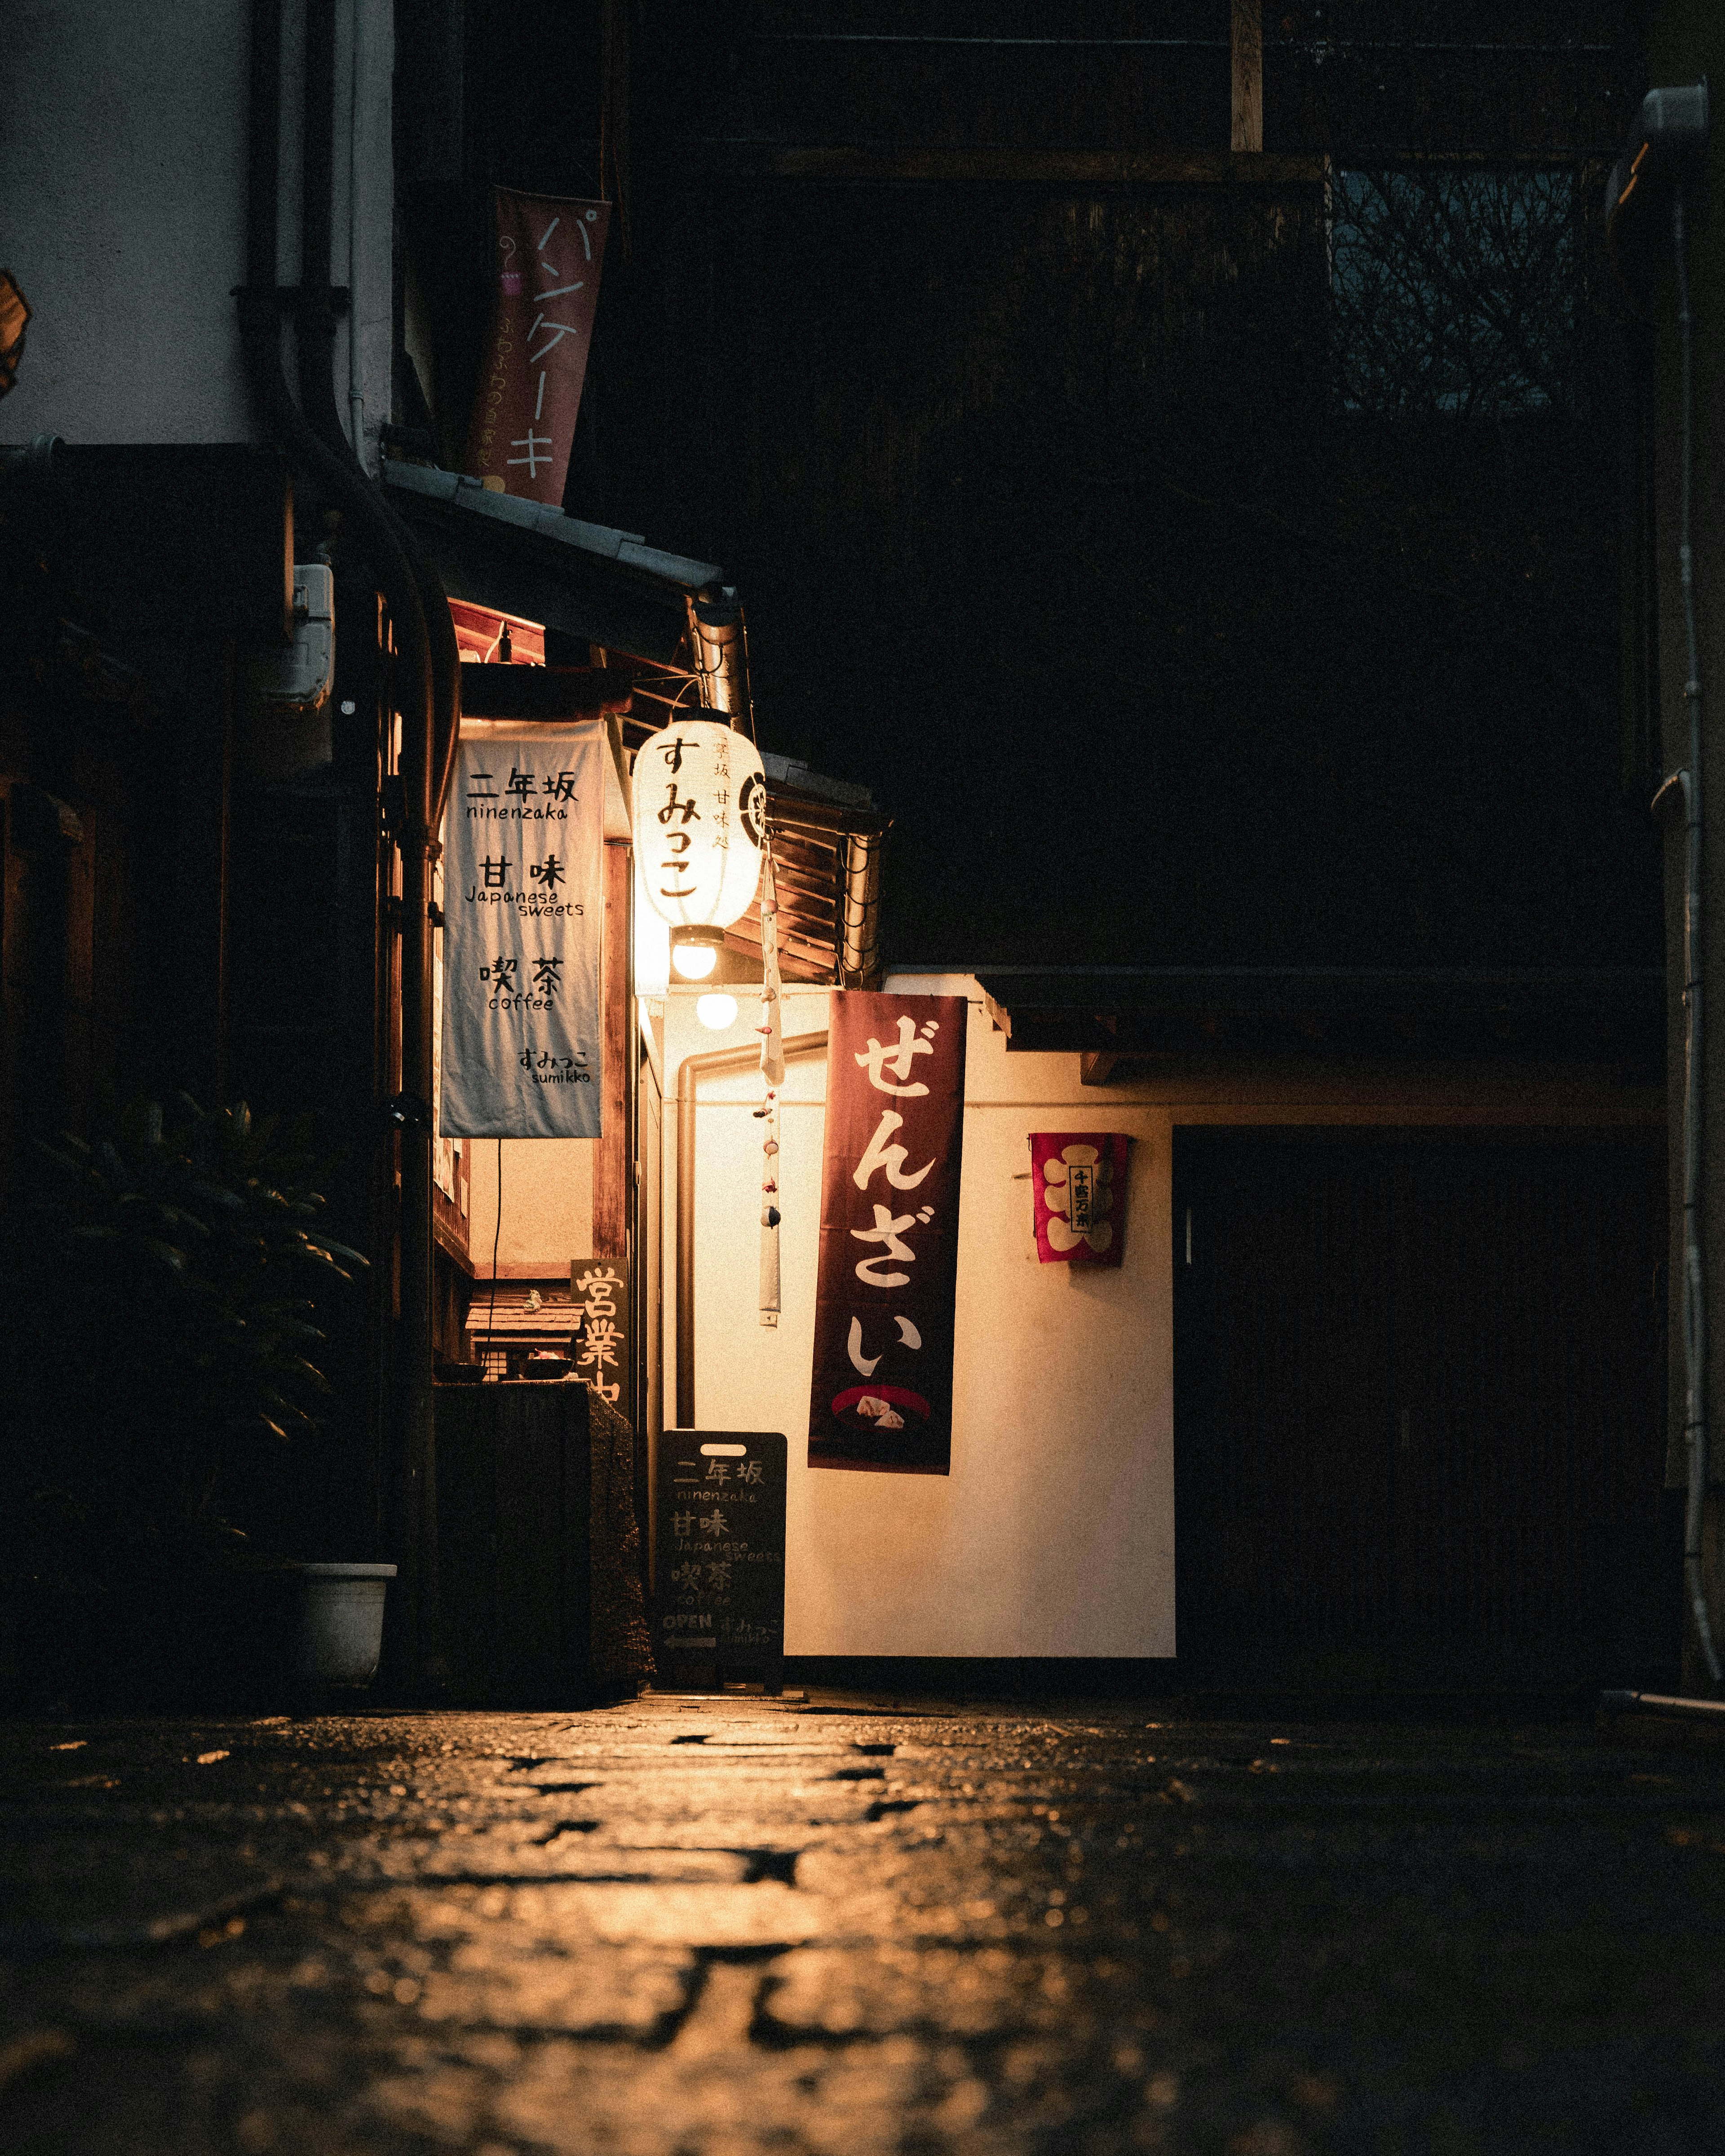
[3,1693,1724,2153]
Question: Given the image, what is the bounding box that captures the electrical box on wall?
[251,563,334,713]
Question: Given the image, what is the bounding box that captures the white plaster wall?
[662,975,1177,1660]
[661,973,1662,1662]
[1,0,392,467]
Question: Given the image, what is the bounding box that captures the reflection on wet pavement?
[2,1693,1725,2150]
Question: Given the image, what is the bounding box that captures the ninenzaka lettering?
[465,769,579,801]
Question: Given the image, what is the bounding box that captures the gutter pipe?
[299,0,463,827]
[1656,186,1722,1688]
[1601,1688,1725,1722]
[687,587,748,718]
[241,0,443,1688]
[675,1030,827,1426]
[347,0,367,459]
[839,829,881,987]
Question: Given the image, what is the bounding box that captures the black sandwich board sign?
[654,1430,786,1692]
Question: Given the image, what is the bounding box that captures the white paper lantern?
[632,718,765,945]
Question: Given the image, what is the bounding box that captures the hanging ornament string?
[756,847,787,1326]
[728,612,789,1329]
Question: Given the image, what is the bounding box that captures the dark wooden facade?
[393,0,1656,980]
[378,1,1679,1685]
[1174,1126,1674,1688]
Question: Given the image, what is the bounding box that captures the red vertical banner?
[808,992,969,1476]
[464,189,610,505]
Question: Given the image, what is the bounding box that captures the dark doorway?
[1172,1127,1675,1690]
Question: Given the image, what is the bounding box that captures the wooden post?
[592,839,631,1260]
[1231,0,1263,155]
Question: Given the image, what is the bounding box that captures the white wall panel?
[662,976,1176,1659]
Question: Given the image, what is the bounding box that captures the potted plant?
[0,1095,375,1705]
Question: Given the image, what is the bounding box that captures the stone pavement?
[2,1691,1725,2153]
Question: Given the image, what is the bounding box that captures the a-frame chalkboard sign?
[654,1431,786,1693]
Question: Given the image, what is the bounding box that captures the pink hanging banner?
[808,991,968,1476]
[464,189,610,505]
[1030,1133,1130,1266]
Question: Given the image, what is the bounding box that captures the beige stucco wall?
[661,973,1659,1661]
[465,1137,594,1273]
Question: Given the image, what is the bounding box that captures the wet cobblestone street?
[2,1692,1724,2153]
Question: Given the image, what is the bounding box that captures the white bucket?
[294,1563,397,1687]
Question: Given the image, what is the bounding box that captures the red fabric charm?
[1031,1132,1130,1266]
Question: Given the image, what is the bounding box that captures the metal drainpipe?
[1672,185,1721,1687]
[675,1031,827,1427]
[300,0,463,822]
[840,829,880,987]
[306,0,473,1682]
[687,588,748,717]
[299,0,445,1676]
[346,0,367,459]
[1652,182,1720,1690]
[240,0,443,1686]
[299,2,463,829]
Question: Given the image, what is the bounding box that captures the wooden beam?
[1079,1049,1118,1087]
[1231,0,1263,155]
[457,665,633,720]
[433,1218,596,1280]
[672,144,1322,189]
[591,840,632,1261]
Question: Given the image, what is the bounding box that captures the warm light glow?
[631,718,765,932]
[696,993,739,1030]
[632,857,670,994]
[672,939,719,981]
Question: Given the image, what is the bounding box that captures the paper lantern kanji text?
[632,719,765,977]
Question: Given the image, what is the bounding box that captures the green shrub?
[0,1096,366,1582]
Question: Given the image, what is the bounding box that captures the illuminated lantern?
[631,718,765,978]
